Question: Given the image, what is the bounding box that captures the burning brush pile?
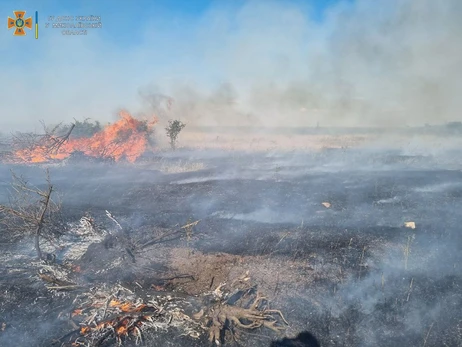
[8,110,157,164]
[56,284,202,346]
[44,265,288,347]
[52,281,288,347]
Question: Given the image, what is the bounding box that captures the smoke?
[140,0,462,128]
[1,0,460,132]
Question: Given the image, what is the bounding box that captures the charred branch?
[10,121,75,162]
[139,220,200,249]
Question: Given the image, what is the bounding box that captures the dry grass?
[177,129,462,153]
[180,131,369,151]
[133,158,206,173]
[159,160,205,174]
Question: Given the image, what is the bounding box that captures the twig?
[139,228,184,249]
[51,328,80,345]
[422,322,435,347]
[180,220,200,229]
[406,277,414,302]
[269,231,290,255]
[273,272,280,296]
[47,285,82,290]
[152,274,195,282]
[35,183,53,260]
[101,291,119,320]
[358,246,366,280]
[106,210,123,230]
[46,123,75,154]
[85,310,98,326]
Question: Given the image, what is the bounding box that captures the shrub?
[165,120,186,150]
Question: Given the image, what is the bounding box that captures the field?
[0,131,461,347]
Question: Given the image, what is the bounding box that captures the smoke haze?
[1,0,461,131]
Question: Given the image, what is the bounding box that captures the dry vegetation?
[0,170,64,260]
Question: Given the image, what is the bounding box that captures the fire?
[109,299,122,307]
[116,319,130,336]
[109,299,138,312]
[116,325,128,336]
[72,309,83,317]
[96,322,108,330]
[77,299,158,343]
[14,110,157,163]
[120,302,132,312]
[134,304,147,312]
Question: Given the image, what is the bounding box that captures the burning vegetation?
[61,287,201,347]
[0,117,461,347]
[51,280,289,347]
[10,110,158,164]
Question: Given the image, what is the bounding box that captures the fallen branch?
[140,220,200,249]
[106,210,123,230]
[139,229,184,249]
[46,285,83,291]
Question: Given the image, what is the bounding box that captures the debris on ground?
[404,221,416,229]
[56,284,203,346]
[195,283,288,346]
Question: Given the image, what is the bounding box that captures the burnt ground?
[0,146,462,346]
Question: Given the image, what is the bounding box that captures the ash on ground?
[1,147,461,347]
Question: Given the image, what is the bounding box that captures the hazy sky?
[0,0,460,131]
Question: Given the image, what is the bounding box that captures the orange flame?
[109,299,122,307]
[120,302,132,312]
[14,110,157,163]
[109,299,138,312]
[96,322,108,330]
[72,309,83,317]
[116,325,128,336]
[134,304,147,312]
[116,318,131,336]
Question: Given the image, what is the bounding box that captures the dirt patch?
[168,248,330,300]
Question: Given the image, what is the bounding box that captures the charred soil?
[1,149,461,347]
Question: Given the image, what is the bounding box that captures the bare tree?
[0,170,63,260]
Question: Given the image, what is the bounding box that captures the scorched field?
[0,125,461,347]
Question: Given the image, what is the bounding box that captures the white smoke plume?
[0,0,460,131]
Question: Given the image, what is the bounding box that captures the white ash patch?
[42,215,107,263]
